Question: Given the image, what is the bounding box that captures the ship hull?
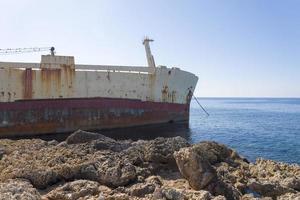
[0,54,198,137]
[0,97,189,137]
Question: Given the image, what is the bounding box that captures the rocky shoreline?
[0,130,299,200]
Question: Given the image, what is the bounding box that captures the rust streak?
[23,68,33,99]
[61,64,75,97]
[41,68,62,97]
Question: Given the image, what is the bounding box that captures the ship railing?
[0,62,154,74]
[0,62,40,69]
[76,65,153,74]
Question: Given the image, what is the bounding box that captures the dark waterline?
[4,123,192,142]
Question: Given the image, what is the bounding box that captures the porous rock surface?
[0,130,299,200]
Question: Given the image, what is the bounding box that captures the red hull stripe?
[0,97,190,137]
[0,97,187,112]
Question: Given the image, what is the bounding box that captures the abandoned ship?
[0,39,198,137]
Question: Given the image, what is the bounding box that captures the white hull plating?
[0,56,198,104]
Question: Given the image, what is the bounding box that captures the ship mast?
[143,37,156,68]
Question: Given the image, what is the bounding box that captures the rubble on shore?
[0,130,299,200]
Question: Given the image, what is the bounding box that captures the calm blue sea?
[190,98,300,164]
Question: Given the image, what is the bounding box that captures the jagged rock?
[215,161,249,189]
[0,146,5,160]
[241,194,258,200]
[0,179,41,200]
[162,188,186,200]
[143,136,190,166]
[66,130,133,152]
[247,179,296,198]
[66,129,115,144]
[161,187,218,200]
[47,140,59,146]
[121,136,189,173]
[96,158,137,187]
[211,181,241,200]
[250,159,300,185]
[240,193,273,200]
[0,139,48,155]
[184,190,212,200]
[127,182,156,197]
[174,142,242,200]
[22,168,59,189]
[122,141,147,166]
[277,192,300,200]
[0,140,137,188]
[174,147,217,190]
[247,159,300,198]
[212,195,227,200]
[145,175,163,186]
[56,152,137,187]
[281,177,300,191]
[45,180,100,200]
[0,133,299,200]
[191,141,248,166]
[152,187,164,199]
[92,139,132,152]
[105,193,130,200]
[98,185,112,193]
[1,162,59,189]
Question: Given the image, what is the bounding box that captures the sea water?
[190,98,300,164]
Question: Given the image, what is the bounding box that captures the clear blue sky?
[1,0,300,97]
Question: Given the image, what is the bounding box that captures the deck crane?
[0,47,55,56]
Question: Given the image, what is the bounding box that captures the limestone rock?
[22,168,59,189]
[161,187,217,200]
[281,177,300,191]
[247,179,296,198]
[45,180,100,200]
[0,133,299,200]
[121,136,189,172]
[105,193,130,200]
[143,136,189,166]
[92,139,132,152]
[249,158,300,185]
[249,159,300,197]
[184,190,212,200]
[127,182,156,197]
[152,187,164,199]
[174,142,242,200]
[162,188,186,200]
[0,145,5,160]
[191,141,245,166]
[0,179,41,200]
[240,193,273,200]
[144,175,163,186]
[212,195,227,200]
[66,129,115,144]
[0,139,48,155]
[96,159,137,187]
[174,147,217,190]
[277,192,300,200]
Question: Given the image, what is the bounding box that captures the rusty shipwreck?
[0,39,198,137]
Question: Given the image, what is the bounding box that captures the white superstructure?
[0,39,198,104]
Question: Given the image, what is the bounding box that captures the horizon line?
[195,96,300,99]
